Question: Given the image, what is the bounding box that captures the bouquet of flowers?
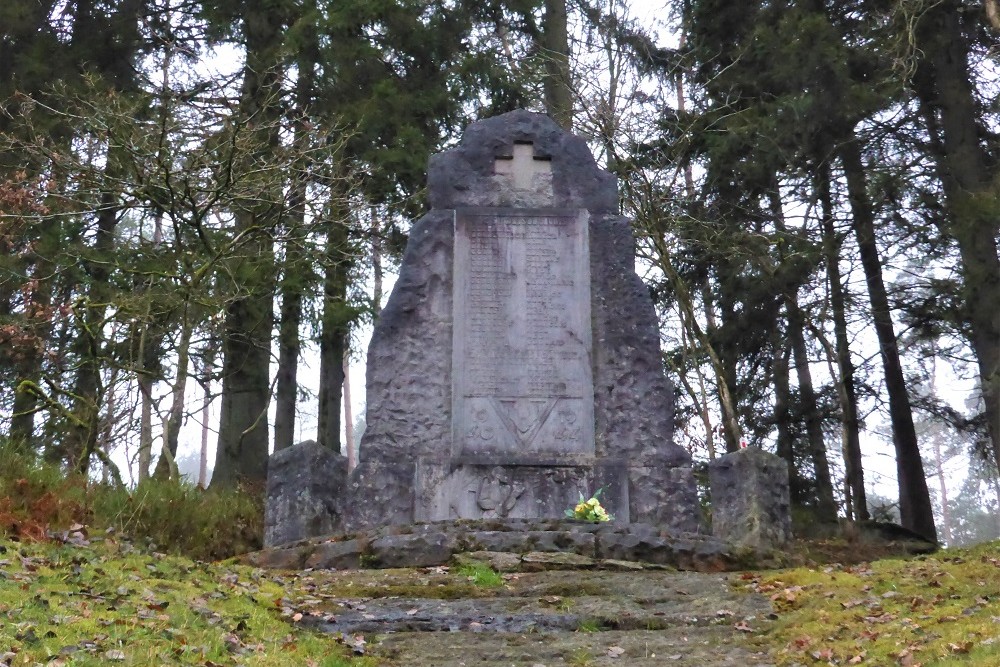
[565,488,613,522]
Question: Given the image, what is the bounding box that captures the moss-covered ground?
[6,530,1000,666]
[0,534,375,666]
[743,541,1000,666]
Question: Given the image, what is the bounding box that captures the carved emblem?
[492,397,557,448]
[466,406,495,443]
[553,406,581,441]
[475,467,525,518]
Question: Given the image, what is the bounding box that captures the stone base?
[267,447,701,548]
[629,464,701,533]
[413,459,628,523]
[244,518,755,572]
[336,458,700,534]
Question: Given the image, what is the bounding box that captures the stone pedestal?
[264,441,347,547]
[709,447,791,550]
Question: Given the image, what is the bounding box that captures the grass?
[566,647,594,666]
[743,540,1000,665]
[0,535,374,666]
[453,561,504,588]
[575,618,603,633]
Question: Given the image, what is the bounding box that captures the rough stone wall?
[355,209,454,460]
[345,210,454,530]
[589,214,685,466]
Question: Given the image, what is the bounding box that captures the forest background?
[1,0,999,548]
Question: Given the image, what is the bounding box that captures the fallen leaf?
[344,634,366,654]
[948,642,972,654]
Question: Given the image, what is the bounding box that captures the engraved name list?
[452,210,595,462]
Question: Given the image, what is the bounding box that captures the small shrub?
[91,478,263,560]
[0,445,92,538]
[0,442,262,559]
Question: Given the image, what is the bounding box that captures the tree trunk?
[343,355,354,471]
[273,8,317,452]
[786,297,838,522]
[137,375,154,482]
[68,188,118,475]
[8,246,55,449]
[41,281,74,464]
[542,0,573,129]
[713,263,742,454]
[818,164,868,521]
[212,4,282,488]
[840,138,938,542]
[198,345,212,489]
[100,367,118,484]
[154,303,193,480]
[770,322,803,503]
[913,4,1000,477]
[317,219,350,453]
[768,187,837,520]
[273,278,300,453]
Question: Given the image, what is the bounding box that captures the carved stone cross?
[494,142,552,190]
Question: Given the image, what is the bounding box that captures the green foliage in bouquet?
[565,488,613,522]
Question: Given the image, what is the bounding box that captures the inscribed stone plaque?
[452,208,594,463]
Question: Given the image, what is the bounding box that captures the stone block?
[368,532,456,568]
[628,464,701,532]
[520,551,596,571]
[243,544,312,570]
[264,440,347,548]
[457,530,596,556]
[304,539,367,570]
[452,550,524,572]
[709,447,792,550]
[597,531,674,565]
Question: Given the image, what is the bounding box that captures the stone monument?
[342,109,698,533]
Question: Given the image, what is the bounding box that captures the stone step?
[243,518,773,573]
[292,569,777,667]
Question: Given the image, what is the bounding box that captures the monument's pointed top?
[428,110,618,212]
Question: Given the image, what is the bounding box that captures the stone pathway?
[293,566,776,666]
